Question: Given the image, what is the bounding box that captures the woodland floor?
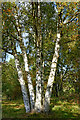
[2,95,80,120]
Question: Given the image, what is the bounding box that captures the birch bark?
[44,32,60,112]
[35,2,42,112]
[41,36,44,108]
[15,11,35,111]
[35,47,42,112]
[22,49,35,111]
[14,53,30,113]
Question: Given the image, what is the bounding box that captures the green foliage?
[2,59,22,100]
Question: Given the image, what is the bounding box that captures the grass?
[2,97,80,119]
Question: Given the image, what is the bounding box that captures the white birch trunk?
[14,53,30,113]
[17,30,35,111]
[35,48,42,112]
[22,50,35,111]
[41,61,44,107]
[35,2,42,112]
[44,32,60,112]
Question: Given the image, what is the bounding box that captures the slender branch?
[62,12,79,26]
[1,47,13,55]
[10,33,20,43]
[64,39,77,44]
[62,14,69,23]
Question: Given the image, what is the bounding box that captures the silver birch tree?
[34,2,42,112]
[44,2,79,112]
[13,2,35,111]
[14,52,30,113]
[44,31,60,111]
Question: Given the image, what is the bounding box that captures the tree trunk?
[22,50,35,111]
[35,2,42,112]
[44,32,60,112]
[14,53,30,113]
[41,61,45,107]
[59,72,63,94]
[35,46,42,112]
[16,13,35,111]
